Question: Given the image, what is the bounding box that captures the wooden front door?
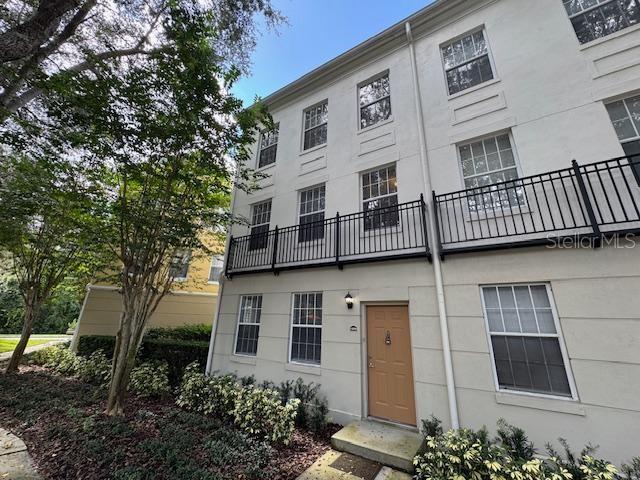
[366,305,416,426]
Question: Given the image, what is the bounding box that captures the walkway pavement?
[0,428,39,479]
[297,449,411,480]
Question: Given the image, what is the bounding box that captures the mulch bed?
[0,366,339,479]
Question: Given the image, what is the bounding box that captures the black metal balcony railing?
[434,156,640,254]
[226,198,430,275]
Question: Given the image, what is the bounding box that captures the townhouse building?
[207,0,640,464]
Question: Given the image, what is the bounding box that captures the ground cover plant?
[0,360,335,479]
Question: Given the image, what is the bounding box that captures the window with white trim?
[170,249,190,279]
[459,133,524,211]
[481,284,573,397]
[605,94,640,176]
[362,164,399,231]
[290,292,322,365]
[258,125,278,168]
[563,0,640,44]
[303,101,328,150]
[359,73,391,129]
[441,29,494,95]
[208,255,224,282]
[249,200,271,251]
[298,184,326,242]
[235,295,262,356]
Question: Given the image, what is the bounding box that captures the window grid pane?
[362,165,399,230]
[258,126,279,168]
[303,102,328,150]
[170,249,190,278]
[249,200,272,250]
[299,185,326,242]
[564,0,640,44]
[359,74,392,128]
[606,95,640,142]
[291,292,322,364]
[459,134,524,211]
[235,295,262,356]
[441,30,494,95]
[208,255,224,282]
[482,285,572,397]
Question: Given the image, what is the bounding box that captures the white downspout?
[405,21,460,429]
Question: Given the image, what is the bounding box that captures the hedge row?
[77,335,209,386]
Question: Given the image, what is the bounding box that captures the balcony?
[226,199,430,275]
[434,156,640,255]
[225,156,640,276]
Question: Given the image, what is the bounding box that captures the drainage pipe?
[405,21,459,429]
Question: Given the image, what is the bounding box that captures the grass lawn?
[0,337,53,353]
[0,367,332,479]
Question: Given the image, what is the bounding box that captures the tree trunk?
[105,298,146,415]
[5,300,40,373]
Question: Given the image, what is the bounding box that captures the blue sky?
[233,0,434,106]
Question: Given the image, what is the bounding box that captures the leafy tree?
[0,155,107,372]
[0,0,282,120]
[23,1,274,414]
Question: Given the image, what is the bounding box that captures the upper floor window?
[441,29,494,95]
[298,184,326,242]
[362,164,399,230]
[459,133,524,211]
[258,125,278,168]
[249,200,271,251]
[606,94,640,143]
[170,249,190,280]
[303,101,328,150]
[359,73,391,129]
[481,284,574,398]
[563,0,640,44]
[290,292,322,365]
[208,255,224,282]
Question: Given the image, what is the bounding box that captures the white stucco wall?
[212,0,640,466]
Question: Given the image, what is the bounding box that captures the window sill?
[357,117,394,135]
[578,23,640,51]
[230,354,257,365]
[285,362,321,376]
[447,78,501,101]
[207,281,220,285]
[256,162,276,173]
[495,391,584,416]
[172,277,188,283]
[300,143,327,157]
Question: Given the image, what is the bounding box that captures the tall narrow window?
[235,295,262,356]
[249,200,271,251]
[359,73,391,129]
[298,185,326,242]
[290,292,322,365]
[258,125,278,168]
[458,133,524,211]
[170,249,190,280]
[208,255,224,282]
[362,165,398,231]
[303,101,328,150]
[606,95,640,162]
[481,284,574,398]
[563,0,640,44]
[441,29,494,95]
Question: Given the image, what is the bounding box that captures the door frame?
[360,301,418,429]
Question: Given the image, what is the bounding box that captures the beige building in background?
[208,0,640,465]
[71,237,224,349]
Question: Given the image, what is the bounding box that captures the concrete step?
[331,420,423,473]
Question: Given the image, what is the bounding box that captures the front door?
[366,305,416,426]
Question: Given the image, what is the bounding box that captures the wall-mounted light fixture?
[345,292,354,309]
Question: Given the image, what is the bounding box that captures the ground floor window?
[235,295,262,356]
[290,292,322,364]
[481,284,574,398]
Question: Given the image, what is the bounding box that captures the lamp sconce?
[345,292,354,309]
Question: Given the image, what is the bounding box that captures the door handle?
[368,356,374,368]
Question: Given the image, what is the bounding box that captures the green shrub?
[75,350,111,385]
[129,361,170,397]
[31,345,109,385]
[177,364,299,444]
[205,428,273,478]
[77,335,208,386]
[546,439,618,480]
[621,457,640,480]
[145,324,212,342]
